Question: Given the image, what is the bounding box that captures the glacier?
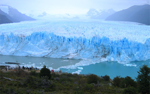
[0,20,150,62]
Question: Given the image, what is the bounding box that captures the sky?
[0,0,149,15]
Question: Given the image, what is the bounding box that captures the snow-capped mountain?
[0,8,13,24]
[0,4,35,24]
[0,13,12,24]
[38,12,47,17]
[28,11,83,20]
[87,8,115,19]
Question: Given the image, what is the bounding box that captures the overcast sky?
[0,0,149,15]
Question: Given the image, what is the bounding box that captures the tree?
[103,75,110,81]
[40,65,51,79]
[120,76,137,88]
[136,65,150,94]
[112,76,124,87]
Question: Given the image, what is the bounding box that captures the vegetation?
[40,65,51,79]
[136,65,150,94]
[112,76,123,87]
[123,86,137,94]
[87,74,99,84]
[0,65,149,94]
[121,76,137,88]
[103,75,110,81]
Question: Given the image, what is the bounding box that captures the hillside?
[0,4,35,24]
[0,14,12,24]
[105,4,150,25]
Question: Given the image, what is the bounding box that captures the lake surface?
[61,61,150,80]
[0,55,150,79]
[0,55,80,69]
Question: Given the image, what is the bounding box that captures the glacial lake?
[0,55,150,80]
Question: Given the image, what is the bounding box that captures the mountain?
[105,4,150,25]
[0,8,14,23]
[87,8,115,19]
[38,12,47,17]
[0,14,12,24]
[0,4,35,23]
[29,11,82,20]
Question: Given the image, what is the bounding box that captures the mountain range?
[87,8,115,19]
[0,4,35,24]
[105,4,150,25]
[1,4,150,25]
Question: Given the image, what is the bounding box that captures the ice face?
[0,20,150,62]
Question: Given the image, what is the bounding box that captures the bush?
[123,86,137,94]
[136,65,150,94]
[1,87,23,94]
[14,68,28,77]
[87,74,99,84]
[83,84,94,92]
[30,71,38,76]
[40,65,51,79]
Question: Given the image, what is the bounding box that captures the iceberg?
[0,20,150,62]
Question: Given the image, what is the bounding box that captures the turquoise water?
[0,55,80,69]
[0,55,150,80]
[60,61,150,80]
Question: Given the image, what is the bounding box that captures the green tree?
[120,76,137,88]
[112,76,124,87]
[40,65,51,79]
[136,65,150,94]
[103,75,110,81]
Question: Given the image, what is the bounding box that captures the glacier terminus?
[0,20,150,63]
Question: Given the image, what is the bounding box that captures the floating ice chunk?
[62,60,69,62]
[125,63,137,67]
[77,67,83,70]
[72,70,82,74]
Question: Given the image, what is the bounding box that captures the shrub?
[24,76,37,87]
[83,84,94,92]
[40,65,51,79]
[136,65,150,94]
[87,74,99,84]
[1,87,23,94]
[30,70,38,76]
[123,86,137,94]
[14,68,28,77]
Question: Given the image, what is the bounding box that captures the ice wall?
[0,32,150,62]
[0,20,150,62]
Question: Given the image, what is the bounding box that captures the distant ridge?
[105,4,150,25]
[0,9,13,24]
[0,4,35,24]
[0,13,12,24]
